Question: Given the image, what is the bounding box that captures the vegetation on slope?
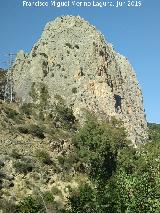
[0,99,160,213]
[65,121,160,213]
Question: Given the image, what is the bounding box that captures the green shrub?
[57,155,65,165]
[67,183,96,213]
[11,149,21,159]
[18,126,29,134]
[43,191,55,203]
[57,155,75,171]
[18,124,45,139]
[65,116,160,213]
[36,150,52,165]
[13,161,33,174]
[20,103,33,117]
[0,170,6,178]
[65,43,72,48]
[72,87,77,94]
[109,170,160,212]
[29,82,49,110]
[54,99,76,130]
[148,123,160,142]
[72,116,128,180]
[16,193,65,213]
[56,105,75,124]
[28,124,45,139]
[51,186,62,196]
[17,196,43,213]
[4,107,23,124]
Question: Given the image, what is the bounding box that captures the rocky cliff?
[11,16,148,146]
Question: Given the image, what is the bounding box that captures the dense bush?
[20,103,33,117]
[17,193,64,213]
[148,123,160,142]
[13,161,34,174]
[43,191,55,202]
[66,184,96,213]
[51,186,62,196]
[55,103,75,126]
[28,124,45,139]
[18,124,45,139]
[4,107,23,124]
[11,149,21,159]
[65,118,160,212]
[72,116,128,181]
[17,196,43,213]
[72,87,77,94]
[54,96,76,130]
[57,155,77,172]
[18,126,29,134]
[36,150,52,165]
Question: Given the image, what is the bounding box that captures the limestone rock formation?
[11,16,148,146]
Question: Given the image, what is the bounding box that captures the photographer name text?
[22,1,142,8]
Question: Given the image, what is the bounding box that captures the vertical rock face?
[12,16,148,146]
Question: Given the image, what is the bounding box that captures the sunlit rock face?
[12,16,148,146]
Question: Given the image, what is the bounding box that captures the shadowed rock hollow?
[11,15,148,146]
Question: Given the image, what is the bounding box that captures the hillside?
[0,100,159,212]
[0,99,81,212]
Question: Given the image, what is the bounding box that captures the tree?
[72,116,128,181]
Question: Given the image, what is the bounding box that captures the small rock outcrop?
[11,16,148,146]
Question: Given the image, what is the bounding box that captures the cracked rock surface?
[12,15,148,146]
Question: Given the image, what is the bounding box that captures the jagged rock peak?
[12,16,148,146]
[42,15,106,40]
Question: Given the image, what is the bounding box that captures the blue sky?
[0,0,160,123]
